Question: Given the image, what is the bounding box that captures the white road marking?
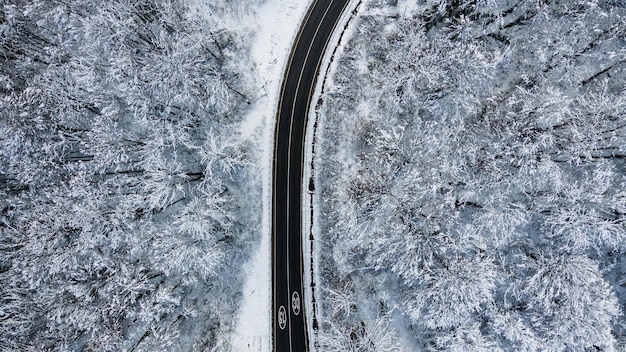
[278,305,287,330]
[292,291,301,316]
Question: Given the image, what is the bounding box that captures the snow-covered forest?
[315,0,626,350]
[0,0,262,350]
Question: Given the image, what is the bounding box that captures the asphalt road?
[272,0,350,351]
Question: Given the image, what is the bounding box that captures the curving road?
[272,0,350,351]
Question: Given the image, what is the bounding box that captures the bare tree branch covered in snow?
[0,0,262,350]
[315,0,626,350]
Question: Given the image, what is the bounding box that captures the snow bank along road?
[272,0,350,350]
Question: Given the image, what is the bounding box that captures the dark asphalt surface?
[272,0,350,351]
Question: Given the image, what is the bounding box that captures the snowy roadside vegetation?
[315,0,626,350]
[0,0,262,350]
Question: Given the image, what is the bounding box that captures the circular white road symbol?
[278,305,287,330]
[292,291,301,316]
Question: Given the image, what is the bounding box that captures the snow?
[231,0,313,351]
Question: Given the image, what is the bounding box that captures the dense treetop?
[0,0,260,350]
[315,0,626,350]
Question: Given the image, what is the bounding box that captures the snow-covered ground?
[232,1,313,350]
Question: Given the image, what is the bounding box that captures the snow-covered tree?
[0,0,261,349]
[314,0,626,349]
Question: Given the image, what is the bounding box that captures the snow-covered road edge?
[232,1,313,351]
[302,1,363,350]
